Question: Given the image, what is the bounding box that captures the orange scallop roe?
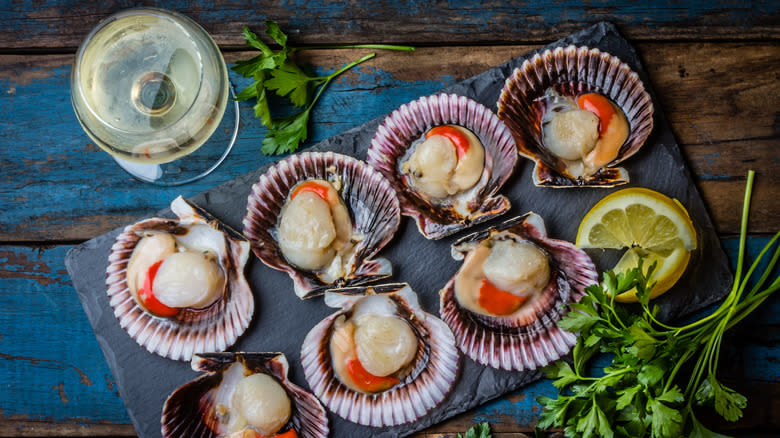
[577,93,629,169]
[426,125,471,160]
[477,278,529,316]
[290,180,331,202]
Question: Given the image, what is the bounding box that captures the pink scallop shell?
[300,284,460,427]
[105,196,254,361]
[439,213,598,370]
[367,93,518,239]
[162,352,329,438]
[243,152,400,299]
[497,45,654,187]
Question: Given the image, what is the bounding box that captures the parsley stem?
[306,53,377,112]
[739,231,780,300]
[664,348,695,393]
[728,280,779,330]
[733,171,755,292]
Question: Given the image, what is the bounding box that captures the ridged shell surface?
[300,284,459,427]
[105,196,253,361]
[497,45,654,187]
[439,213,598,370]
[243,152,400,299]
[161,352,329,438]
[367,93,518,239]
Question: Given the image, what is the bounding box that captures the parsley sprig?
[538,170,779,438]
[232,21,414,155]
[458,422,492,438]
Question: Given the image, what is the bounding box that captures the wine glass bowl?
[71,8,238,185]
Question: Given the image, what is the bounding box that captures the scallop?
[105,196,253,361]
[497,45,654,187]
[243,152,400,299]
[300,284,459,427]
[162,352,328,438]
[367,93,518,239]
[439,213,598,370]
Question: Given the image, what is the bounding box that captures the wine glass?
[70,8,239,186]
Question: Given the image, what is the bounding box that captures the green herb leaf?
[627,323,657,360]
[558,307,600,333]
[541,360,579,389]
[709,377,747,422]
[576,399,614,438]
[615,384,641,410]
[688,409,731,438]
[265,61,315,107]
[241,26,273,55]
[263,19,288,47]
[573,339,599,375]
[657,386,685,404]
[648,397,683,438]
[457,422,491,438]
[637,361,665,387]
[261,110,311,155]
[234,20,414,155]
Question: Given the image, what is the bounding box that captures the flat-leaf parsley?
[233,21,414,155]
[537,170,779,438]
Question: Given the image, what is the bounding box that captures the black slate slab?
[65,22,732,438]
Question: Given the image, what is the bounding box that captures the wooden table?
[1,1,777,437]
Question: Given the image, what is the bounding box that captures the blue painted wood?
[0,245,128,424]
[0,0,778,49]
[0,237,775,428]
[0,55,446,241]
[1,46,778,241]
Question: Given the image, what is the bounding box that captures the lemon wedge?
[576,187,697,302]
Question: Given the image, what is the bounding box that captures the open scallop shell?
[300,283,459,427]
[162,352,329,438]
[497,45,654,187]
[243,152,400,299]
[105,196,253,361]
[439,213,597,370]
[367,93,518,239]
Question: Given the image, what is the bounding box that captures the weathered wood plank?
[0,237,776,436]
[0,246,129,428]
[0,1,778,50]
[0,43,776,241]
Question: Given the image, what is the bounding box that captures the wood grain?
[0,237,776,437]
[0,43,776,242]
[0,1,778,50]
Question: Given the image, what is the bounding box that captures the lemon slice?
[576,187,697,302]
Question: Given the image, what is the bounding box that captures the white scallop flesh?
[448,126,485,192]
[152,251,224,308]
[543,108,599,161]
[173,224,227,260]
[353,314,418,377]
[405,134,458,198]
[483,239,551,296]
[231,373,292,436]
[126,233,177,298]
[278,191,337,270]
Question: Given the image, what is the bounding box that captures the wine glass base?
[114,85,240,186]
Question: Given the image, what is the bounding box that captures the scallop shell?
[243,152,400,299]
[367,93,518,239]
[497,45,654,187]
[439,213,598,370]
[300,283,459,427]
[162,352,329,438]
[105,196,253,361]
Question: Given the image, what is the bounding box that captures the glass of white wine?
[71,8,239,186]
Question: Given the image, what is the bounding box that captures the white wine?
[72,9,229,164]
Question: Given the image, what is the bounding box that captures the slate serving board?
[65,22,732,438]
